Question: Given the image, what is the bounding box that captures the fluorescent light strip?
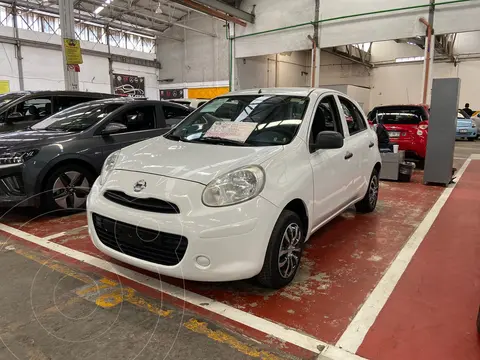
[395,56,425,63]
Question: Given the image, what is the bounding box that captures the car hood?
[115,136,284,185]
[0,129,76,153]
[457,119,474,128]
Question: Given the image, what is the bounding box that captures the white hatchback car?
[87,88,381,289]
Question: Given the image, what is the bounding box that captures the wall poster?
[113,73,145,97]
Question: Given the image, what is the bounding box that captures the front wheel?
[257,210,305,289]
[42,164,96,212]
[355,168,379,213]
[468,137,476,142]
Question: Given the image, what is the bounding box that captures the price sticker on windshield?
[204,121,258,142]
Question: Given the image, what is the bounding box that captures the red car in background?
[368,104,430,160]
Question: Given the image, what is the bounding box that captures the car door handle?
[344,152,353,160]
[369,141,375,148]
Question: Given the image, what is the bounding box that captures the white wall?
[370,40,425,63]
[158,15,229,85]
[0,42,20,91]
[0,26,159,98]
[318,52,371,88]
[236,50,311,89]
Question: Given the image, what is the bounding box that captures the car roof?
[373,104,429,108]
[2,90,117,97]
[226,87,337,97]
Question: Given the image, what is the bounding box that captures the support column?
[311,0,321,87]
[59,0,79,90]
[106,26,115,94]
[228,22,235,91]
[11,1,24,90]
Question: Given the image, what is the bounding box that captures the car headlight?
[202,165,266,207]
[472,122,476,128]
[0,150,38,165]
[99,151,120,186]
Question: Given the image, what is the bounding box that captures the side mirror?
[101,122,127,136]
[313,131,344,151]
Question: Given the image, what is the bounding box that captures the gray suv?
[0,97,192,211]
[0,90,119,133]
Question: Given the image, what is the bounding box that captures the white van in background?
[168,98,209,109]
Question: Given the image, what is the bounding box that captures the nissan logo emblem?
[133,179,147,192]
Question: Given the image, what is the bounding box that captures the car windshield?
[31,102,123,131]
[458,109,470,118]
[0,93,23,106]
[166,95,310,146]
[369,106,426,125]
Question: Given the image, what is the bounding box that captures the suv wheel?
[43,164,95,212]
[257,210,305,289]
[355,168,379,213]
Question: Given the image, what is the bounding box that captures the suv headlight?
[0,150,38,165]
[202,165,265,207]
[99,151,120,186]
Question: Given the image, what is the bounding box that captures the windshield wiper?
[192,136,248,146]
[164,134,186,142]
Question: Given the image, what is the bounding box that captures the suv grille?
[103,190,180,214]
[92,213,187,266]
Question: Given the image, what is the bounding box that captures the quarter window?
[339,97,366,135]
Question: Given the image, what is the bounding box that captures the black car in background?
[0,90,119,133]
[0,97,193,211]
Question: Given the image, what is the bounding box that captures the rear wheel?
[355,168,379,213]
[257,210,305,289]
[42,164,96,212]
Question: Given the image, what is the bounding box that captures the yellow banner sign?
[188,87,229,99]
[0,80,10,94]
[64,38,83,65]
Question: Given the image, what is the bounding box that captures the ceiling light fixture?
[155,4,163,14]
[94,6,104,14]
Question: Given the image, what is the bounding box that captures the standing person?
[463,103,474,117]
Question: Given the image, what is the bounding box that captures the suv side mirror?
[314,131,344,151]
[101,122,127,136]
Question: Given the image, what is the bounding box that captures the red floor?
[0,171,445,347]
[358,160,480,360]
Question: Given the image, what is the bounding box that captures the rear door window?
[54,96,98,112]
[339,97,367,135]
[115,105,157,133]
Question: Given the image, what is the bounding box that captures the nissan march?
[87,88,382,289]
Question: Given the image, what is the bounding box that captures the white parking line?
[0,222,361,359]
[42,225,89,241]
[335,157,472,354]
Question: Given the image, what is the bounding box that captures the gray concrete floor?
[0,242,296,360]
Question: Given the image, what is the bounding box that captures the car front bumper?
[0,164,35,208]
[456,128,477,138]
[87,170,280,282]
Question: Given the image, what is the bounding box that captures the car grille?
[92,213,188,266]
[0,175,25,196]
[103,190,180,214]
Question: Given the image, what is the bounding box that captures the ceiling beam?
[185,0,254,23]
[170,0,247,26]
[82,0,217,36]
[4,0,184,41]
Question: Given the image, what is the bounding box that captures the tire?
[257,210,305,289]
[468,137,475,142]
[42,164,96,212]
[355,168,379,213]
